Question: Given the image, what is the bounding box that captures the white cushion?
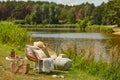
[25,45,39,58]
[54,57,72,70]
[33,49,47,60]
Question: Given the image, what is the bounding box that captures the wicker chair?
[25,45,54,73]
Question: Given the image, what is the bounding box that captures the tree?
[0,0,16,20]
[13,1,26,19]
[41,3,49,24]
[48,4,59,24]
[103,0,120,26]
[91,4,105,25]
[84,3,95,18]
[67,7,76,23]
[79,18,88,31]
[76,8,84,20]
[29,4,42,24]
[58,5,68,24]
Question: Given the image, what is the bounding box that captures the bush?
[0,22,30,49]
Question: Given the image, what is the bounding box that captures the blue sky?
[0,0,108,6]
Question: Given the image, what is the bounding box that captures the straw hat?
[33,41,57,59]
[33,41,45,48]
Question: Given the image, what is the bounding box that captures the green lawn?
[0,43,103,80]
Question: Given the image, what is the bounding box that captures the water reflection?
[31,32,107,39]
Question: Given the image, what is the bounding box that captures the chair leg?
[34,62,38,70]
[38,61,43,73]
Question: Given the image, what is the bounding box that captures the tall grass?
[21,24,114,34]
[61,42,120,80]
[0,22,30,49]
[21,24,78,28]
[86,25,114,33]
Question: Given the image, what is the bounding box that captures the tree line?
[0,0,119,26]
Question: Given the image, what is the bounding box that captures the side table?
[5,56,28,74]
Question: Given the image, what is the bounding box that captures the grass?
[61,43,120,80]
[1,42,119,80]
[0,43,103,80]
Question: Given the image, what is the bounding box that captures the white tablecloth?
[6,56,27,61]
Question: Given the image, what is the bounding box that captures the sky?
[40,0,109,6]
[0,0,109,6]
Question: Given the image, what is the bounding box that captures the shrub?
[0,22,30,49]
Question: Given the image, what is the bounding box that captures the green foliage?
[0,1,119,25]
[79,18,88,28]
[13,20,26,24]
[100,26,114,33]
[48,4,59,24]
[91,3,106,25]
[86,25,114,33]
[61,44,120,80]
[104,63,120,80]
[0,1,94,24]
[77,18,89,31]
[0,22,30,49]
[86,25,100,32]
[103,0,120,26]
[28,3,59,24]
[30,4,42,24]
[67,7,76,24]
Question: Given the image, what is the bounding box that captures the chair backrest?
[25,45,58,61]
[25,45,39,62]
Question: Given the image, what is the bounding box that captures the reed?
[86,25,114,33]
[60,42,120,80]
[0,22,30,50]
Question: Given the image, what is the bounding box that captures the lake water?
[31,32,107,39]
[30,31,120,61]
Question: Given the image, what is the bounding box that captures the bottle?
[10,49,15,58]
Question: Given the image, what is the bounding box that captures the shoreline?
[112,27,120,35]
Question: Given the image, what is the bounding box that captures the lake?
[30,30,120,61]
